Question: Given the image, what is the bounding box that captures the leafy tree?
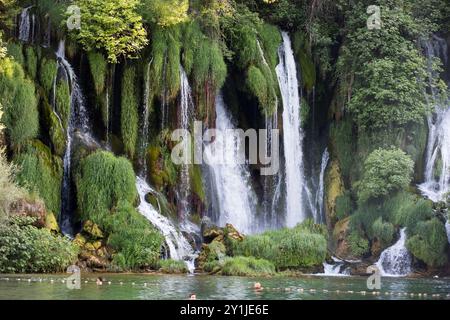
[73,0,148,63]
[0,0,19,30]
[358,148,414,202]
[140,0,189,27]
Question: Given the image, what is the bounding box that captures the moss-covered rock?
[325,160,345,228]
[45,212,60,233]
[82,220,104,239]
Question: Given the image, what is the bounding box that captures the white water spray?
[136,177,197,273]
[376,228,412,277]
[18,6,33,42]
[205,94,257,234]
[313,149,329,223]
[276,31,306,227]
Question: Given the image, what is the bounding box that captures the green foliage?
[140,0,189,27]
[6,42,23,65]
[358,148,414,203]
[347,230,369,257]
[330,118,354,183]
[190,164,205,202]
[233,220,327,269]
[219,256,276,276]
[87,51,107,95]
[73,0,148,63]
[335,191,353,221]
[158,259,188,274]
[406,218,448,267]
[257,23,281,70]
[76,151,163,270]
[0,217,78,273]
[0,0,19,29]
[0,150,25,217]
[15,141,63,216]
[372,217,394,246]
[55,80,71,130]
[0,60,39,148]
[39,58,57,93]
[292,31,316,91]
[24,46,37,79]
[121,65,139,158]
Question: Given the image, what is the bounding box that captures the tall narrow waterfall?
[18,6,33,42]
[136,177,197,273]
[376,228,412,277]
[139,61,152,176]
[419,36,450,203]
[313,148,329,223]
[178,66,193,218]
[446,220,450,244]
[276,31,306,227]
[205,94,257,234]
[56,40,91,237]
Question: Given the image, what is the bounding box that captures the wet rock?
[332,216,351,259]
[201,217,223,243]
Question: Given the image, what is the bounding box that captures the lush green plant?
[220,256,276,276]
[347,230,369,257]
[0,149,25,217]
[6,42,23,65]
[120,64,139,158]
[358,148,414,203]
[335,191,352,220]
[15,141,63,216]
[73,0,148,63]
[233,220,327,269]
[0,60,39,148]
[55,80,71,129]
[0,216,78,273]
[372,218,394,247]
[39,58,57,93]
[25,46,37,79]
[406,218,448,267]
[158,259,188,274]
[87,51,107,95]
[140,0,189,27]
[330,118,354,183]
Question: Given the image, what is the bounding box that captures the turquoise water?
[0,274,449,300]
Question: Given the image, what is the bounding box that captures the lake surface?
[0,274,449,300]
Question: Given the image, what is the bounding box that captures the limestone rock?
[82,220,104,239]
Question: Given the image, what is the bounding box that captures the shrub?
[347,230,370,257]
[233,220,327,269]
[0,150,26,217]
[330,118,354,182]
[372,218,394,246]
[120,65,139,158]
[6,42,24,65]
[358,148,414,203]
[220,256,276,277]
[0,217,79,273]
[158,259,188,274]
[406,218,448,267]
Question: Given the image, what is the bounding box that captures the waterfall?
[313,148,329,223]
[321,257,350,277]
[56,40,92,237]
[178,66,193,218]
[376,228,412,277]
[18,6,33,42]
[446,220,450,244]
[418,36,450,203]
[204,94,257,234]
[139,61,152,176]
[276,31,306,227]
[136,177,197,273]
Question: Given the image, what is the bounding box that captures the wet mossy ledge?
[0,0,450,276]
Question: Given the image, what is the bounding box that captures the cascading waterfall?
[136,177,197,273]
[56,40,92,237]
[446,220,450,244]
[178,66,194,218]
[376,228,412,277]
[204,94,257,234]
[418,36,450,203]
[321,257,350,277]
[312,149,329,224]
[18,6,33,42]
[276,31,306,227]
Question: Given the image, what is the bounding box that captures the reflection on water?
[0,274,449,300]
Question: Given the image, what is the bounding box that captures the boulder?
[10,198,46,228]
[201,217,223,243]
[332,216,351,259]
[224,224,245,241]
[73,233,87,247]
[82,220,104,239]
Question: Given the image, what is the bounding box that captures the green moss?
[87,51,107,95]
[330,118,354,184]
[292,31,316,91]
[42,99,66,156]
[25,47,38,79]
[15,140,63,216]
[55,80,71,130]
[39,58,58,93]
[300,97,310,127]
[147,143,178,191]
[372,218,394,247]
[120,64,139,158]
[6,42,24,65]
[335,191,353,221]
[190,164,205,202]
[257,23,281,70]
[347,230,370,257]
